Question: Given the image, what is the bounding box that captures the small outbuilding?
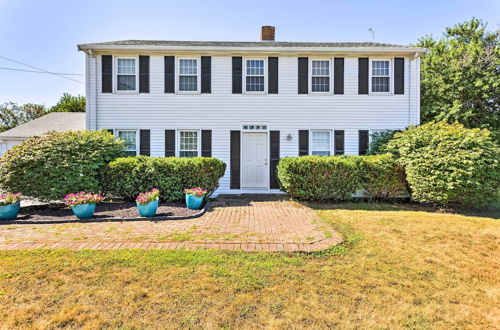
[0,112,85,156]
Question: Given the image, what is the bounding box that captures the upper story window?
[245,59,265,92]
[178,58,199,92]
[311,60,331,93]
[179,130,199,157]
[311,130,331,156]
[371,60,391,93]
[116,130,138,156]
[116,58,137,91]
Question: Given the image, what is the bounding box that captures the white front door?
[242,132,268,189]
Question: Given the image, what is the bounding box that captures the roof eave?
[77,44,426,54]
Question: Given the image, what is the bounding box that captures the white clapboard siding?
[86,53,420,195]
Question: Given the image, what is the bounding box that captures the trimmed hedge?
[386,122,500,207]
[277,155,406,201]
[0,130,124,201]
[103,156,226,202]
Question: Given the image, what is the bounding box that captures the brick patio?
[0,196,341,252]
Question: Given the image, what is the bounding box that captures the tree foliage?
[49,93,85,113]
[0,102,46,133]
[417,18,500,140]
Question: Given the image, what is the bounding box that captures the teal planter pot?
[137,199,159,217]
[0,203,21,221]
[186,194,204,210]
[71,203,96,219]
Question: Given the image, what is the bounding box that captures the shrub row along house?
[77,26,425,195]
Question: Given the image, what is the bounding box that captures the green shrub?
[386,122,500,207]
[103,156,226,202]
[0,130,124,201]
[367,130,399,155]
[277,155,406,201]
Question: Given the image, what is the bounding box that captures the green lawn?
[0,203,498,329]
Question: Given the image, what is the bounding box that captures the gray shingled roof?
[78,40,422,50]
[0,112,85,139]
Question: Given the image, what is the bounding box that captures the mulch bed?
[10,202,202,223]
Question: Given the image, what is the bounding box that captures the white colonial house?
[78,26,425,195]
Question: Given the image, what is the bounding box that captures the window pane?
[246,76,264,92]
[117,59,136,74]
[117,75,136,90]
[372,77,390,92]
[117,131,136,154]
[179,76,197,91]
[179,131,198,157]
[312,60,329,76]
[246,60,264,75]
[179,59,197,75]
[312,131,330,156]
[372,60,389,76]
[312,77,330,92]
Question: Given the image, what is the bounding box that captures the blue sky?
[1,0,499,107]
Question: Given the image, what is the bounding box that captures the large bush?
[0,130,124,201]
[103,156,226,202]
[277,155,406,201]
[386,122,500,207]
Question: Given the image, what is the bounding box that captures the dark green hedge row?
[103,156,226,202]
[277,154,407,201]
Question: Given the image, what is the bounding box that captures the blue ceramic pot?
[186,194,204,210]
[137,199,159,217]
[0,203,21,221]
[71,203,96,219]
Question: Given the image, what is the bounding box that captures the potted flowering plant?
[64,191,104,219]
[136,188,160,217]
[0,192,22,220]
[183,187,207,210]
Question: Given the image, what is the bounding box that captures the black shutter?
[139,130,150,156]
[270,131,280,189]
[164,56,175,93]
[201,130,212,157]
[268,57,278,94]
[230,131,241,189]
[139,56,150,93]
[232,57,242,94]
[358,58,369,94]
[359,130,369,155]
[106,129,114,136]
[101,55,112,93]
[334,58,344,94]
[298,130,309,156]
[165,130,175,157]
[394,58,404,94]
[201,56,211,93]
[334,130,345,155]
[298,57,308,94]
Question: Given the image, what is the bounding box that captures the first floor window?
[116,58,136,91]
[116,130,137,156]
[311,60,330,92]
[245,59,265,92]
[371,60,390,92]
[311,131,331,156]
[179,131,199,157]
[179,59,198,92]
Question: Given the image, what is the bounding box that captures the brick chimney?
[261,26,275,42]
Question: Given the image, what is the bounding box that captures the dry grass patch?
[0,202,498,329]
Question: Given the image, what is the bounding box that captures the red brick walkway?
[0,196,341,252]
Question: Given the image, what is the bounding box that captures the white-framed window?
[371,59,391,93]
[244,58,266,93]
[310,59,331,93]
[116,130,138,156]
[178,130,200,157]
[311,130,331,156]
[177,58,200,93]
[115,57,137,92]
[242,123,268,131]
